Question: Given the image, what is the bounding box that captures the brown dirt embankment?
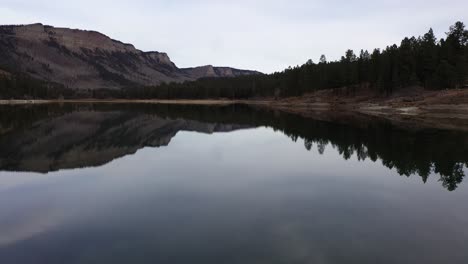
[0,99,236,105]
[1,87,467,131]
[259,87,468,131]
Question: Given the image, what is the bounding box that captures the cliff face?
[0,23,260,89]
[181,65,257,80]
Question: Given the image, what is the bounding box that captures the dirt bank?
[260,87,468,131]
[0,99,237,105]
[1,87,468,131]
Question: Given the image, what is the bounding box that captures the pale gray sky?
[1,0,467,73]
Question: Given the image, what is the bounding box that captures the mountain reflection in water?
[0,103,467,191]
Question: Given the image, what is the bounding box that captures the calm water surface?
[0,104,467,264]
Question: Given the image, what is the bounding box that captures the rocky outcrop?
[181,65,256,79]
[0,23,260,89]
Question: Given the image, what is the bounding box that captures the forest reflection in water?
[0,103,466,191]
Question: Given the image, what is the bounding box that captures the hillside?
[0,23,260,90]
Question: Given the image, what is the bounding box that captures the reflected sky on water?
[0,104,467,264]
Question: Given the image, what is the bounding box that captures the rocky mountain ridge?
[0,23,260,89]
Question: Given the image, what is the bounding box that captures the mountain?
[0,23,260,90]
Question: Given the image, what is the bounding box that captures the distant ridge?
[0,23,261,89]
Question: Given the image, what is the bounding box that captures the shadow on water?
[0,103,467,191]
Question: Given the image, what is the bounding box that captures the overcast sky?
[1,0,467,73]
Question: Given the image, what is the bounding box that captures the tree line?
[129,21,468,99]
[0,21,467,99]
[0,73,75,99]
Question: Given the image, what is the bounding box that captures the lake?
[0,104,467,264]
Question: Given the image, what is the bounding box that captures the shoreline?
[1,89,468,131]
[0,99,241,105]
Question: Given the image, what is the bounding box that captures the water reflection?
[1,104,468,264]
[0,104,466,191]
